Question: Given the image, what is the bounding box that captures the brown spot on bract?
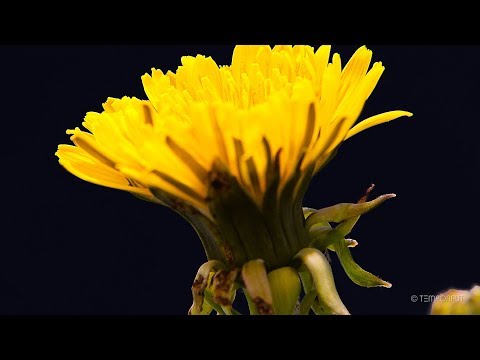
[253,297,273,315]
[213,270,229,292]
[214,295,232,306]
[192,274,204,287]
[212,269,238,307]
[221,245,234,266]
[172,198,188,212]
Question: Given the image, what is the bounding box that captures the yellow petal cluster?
[57,45,411,218]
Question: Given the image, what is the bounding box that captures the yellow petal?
[345,111,413,140]
[56,145,152,197]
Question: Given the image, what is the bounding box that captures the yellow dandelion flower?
[56,45,412,315]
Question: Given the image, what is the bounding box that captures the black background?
[2,44,479,315]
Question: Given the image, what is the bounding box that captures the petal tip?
[383,281,393,288]
[381,193,396,200]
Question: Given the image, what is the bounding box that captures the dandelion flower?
[56,45,412,315]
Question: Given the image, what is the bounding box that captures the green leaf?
[333,236,391,288]
[305,193,396,230]
[267,267,301,315]
[241,259,274,315]
[294,248,350,315]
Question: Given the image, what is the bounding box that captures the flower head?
[56,45,411,314]
[58,45,410,219]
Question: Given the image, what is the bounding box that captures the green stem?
[294,248,349,315]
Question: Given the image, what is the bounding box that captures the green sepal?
[311,299,332,315]
[267,267,301,315]
[241,259,274,315]
[211,268,239,311]
[333,233,391,288]
[200,300,213,315]
[294,248,349,315]
[299,269,334,315]
[309,225,359,252]
[318,219,359,250]
[204,288,226,315]
[299,269,314,291]
[308,218,361,250]
[303,207,316,219]
[307,222,332,249]
[309,212,391,288]
[189,260,226,315]
[328,238,358,251]
[299,290,317,315]
[305,193,396,231]
[220,283,240,315]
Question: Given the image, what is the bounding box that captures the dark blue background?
[2,45,479,315]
